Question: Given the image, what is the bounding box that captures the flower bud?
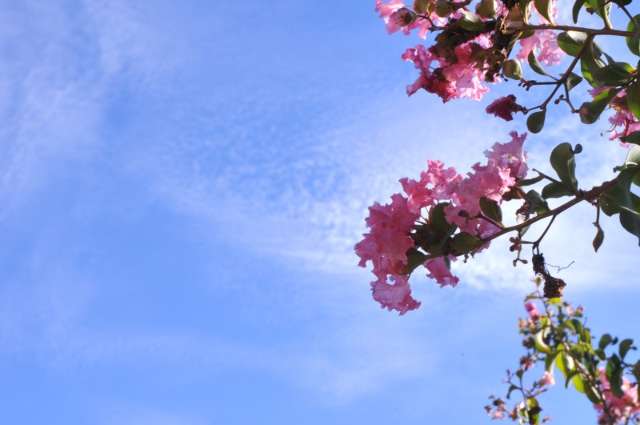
[413,0,431,14]
[475,0,496,19]
[502,59,523,80]
[390,7,417,27]
[434,0,452,18]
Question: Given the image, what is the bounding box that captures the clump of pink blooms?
[355,132,527,314]
[539,370,555,387]
[524,301,541,321]
[608,91,640,142]
[403,36,494,102]
[486,95,526,121]
[375,0,564,102]
[584,88,640,143]
[516,30,563,66]
[594,369,640,424]
[375,0,439,39]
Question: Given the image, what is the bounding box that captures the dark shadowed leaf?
[626,14,640,56]
[592,226,604,252]
[627,81,640,119]
[542,181,573,198]
[549,143,578,190]
[528,51,549,76]
[527,110,546,133]
[479,197,502,222]
[572,0,585,23]
[557,31,587,56]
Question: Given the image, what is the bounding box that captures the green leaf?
[526,397,541,425]
[634,361,640,402]
[475,0,497,18]
[534,329,552,354]
[518,175,545,186]
[542,181,574,199]
[458,10,484,31]
[626,145,640,167]
[564,370,586,393]
[620,131,640,145]
[626,14,640,56]
[627,81,640,119]
[528,51,549,76]
[566,73,583,91]
[450,232,483,255]
[479,197,502,222]
[592,226,604,252]
[599,333,613,351]
[557,31,587,56]
[620,209,640,244]
[534,0,554,23]
[555,352,575,377]
[502,59,523,80]
[586,0,612,28]
[404,249,427,274]
[572,0,585,23]
[525,190,550,214]
[606,355,624,397]
[580,39,606,87]
[527,110,546,134]
[413,0,431,13]
[593,62,635,86]
[579,87,620,124]
[599,167,640,243]
[619,338,634,358]
[430,203,456,237]
[549,143,579,191]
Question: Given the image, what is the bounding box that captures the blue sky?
[1,1,640,424]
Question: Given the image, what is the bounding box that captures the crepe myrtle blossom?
[539,370,556,387]
[486,95,526,121]
[375,0,436,39]
[402,36,494,102]
[425,256,460,286]
[516,30,564,66]
[524,301,541,321]
[594,369,640,424]
[355,132,527,314]
[582,88,640,143]
[608,92,640,142]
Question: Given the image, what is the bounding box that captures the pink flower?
[356,194,418,274]
[371,274,421,315]
[524,301,540,320]
[400,160,462,213]
[355,194,420,314]
[403,36,493,102]
[517,30,564,66]
[539,370,555,386]
[594,369,640,423]
[485,131,528,180]
[425,256,460,287]
[445,132,527,237]
[609,109,640,141]
[355,132,528,313]
[486,95,526,121]
[375,0,434,39]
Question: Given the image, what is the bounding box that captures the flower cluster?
[375,0,564,103]
[492,287,640,425]
[595,370,640,425]
[355,132,527,314]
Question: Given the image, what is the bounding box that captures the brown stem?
[421,173,622,262]
[528,36,592,112]
[516,24,632,37]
